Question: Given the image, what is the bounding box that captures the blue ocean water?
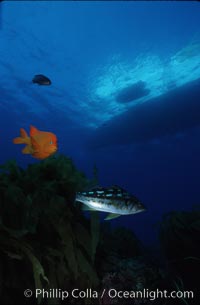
[1,1,200,245]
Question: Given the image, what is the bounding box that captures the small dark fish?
[76,185,146,220]
[32,74,51,85]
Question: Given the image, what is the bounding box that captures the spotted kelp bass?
[76,186,146,220]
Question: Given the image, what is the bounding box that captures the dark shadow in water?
[116,80,150,103]
[88,77,200,148]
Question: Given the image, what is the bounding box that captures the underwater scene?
[0,1,200,304]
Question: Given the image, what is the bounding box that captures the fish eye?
[49,140,53,145]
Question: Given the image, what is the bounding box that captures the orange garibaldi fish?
[13,125,58,160]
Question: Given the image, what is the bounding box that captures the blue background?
[1,1,200,244]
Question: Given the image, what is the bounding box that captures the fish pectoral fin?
[105,213,121,220]
[82,205,96,211]
[30,136,40,150]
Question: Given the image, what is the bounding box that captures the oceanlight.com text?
[24,288,194,301]
[107,288,194,301]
